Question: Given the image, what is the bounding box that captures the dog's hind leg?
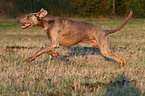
[96,33,126,68]
[113,53,126,66]
[100,50,125,68]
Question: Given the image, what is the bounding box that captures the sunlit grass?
[0,18,144,95]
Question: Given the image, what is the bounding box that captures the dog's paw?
[26,57,34,62]
[51,53,60,57]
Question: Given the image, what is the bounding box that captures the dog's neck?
[36,19,55,31]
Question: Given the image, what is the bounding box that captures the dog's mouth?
[22,23,31,29]
[17,20,31,29]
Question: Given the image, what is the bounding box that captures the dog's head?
[17,8,47,29]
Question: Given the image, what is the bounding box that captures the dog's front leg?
[26,43,59,62]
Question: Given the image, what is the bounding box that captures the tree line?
[0,0,145,18]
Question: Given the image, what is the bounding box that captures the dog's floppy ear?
[36,8,48,19]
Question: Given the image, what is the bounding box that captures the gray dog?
[17,8,133,68]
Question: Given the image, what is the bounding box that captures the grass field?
[0,18,144,96]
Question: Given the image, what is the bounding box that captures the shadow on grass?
[3,45,118,63]
[56,46,116,63]
[80,74,141,96]
[103,75,141,96]
[44,74,141,96]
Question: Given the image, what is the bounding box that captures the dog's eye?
[27,16,30,19]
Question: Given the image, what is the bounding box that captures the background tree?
[0,0,144,18]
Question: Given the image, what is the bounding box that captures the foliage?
[0,0,145,18]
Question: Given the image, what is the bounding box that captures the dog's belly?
[59,36,82,47]
[59,36,98,48]
[80,40,98,48]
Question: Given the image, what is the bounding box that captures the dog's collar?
[35,14,47,20]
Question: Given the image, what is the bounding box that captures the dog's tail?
[107,9,133,34]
